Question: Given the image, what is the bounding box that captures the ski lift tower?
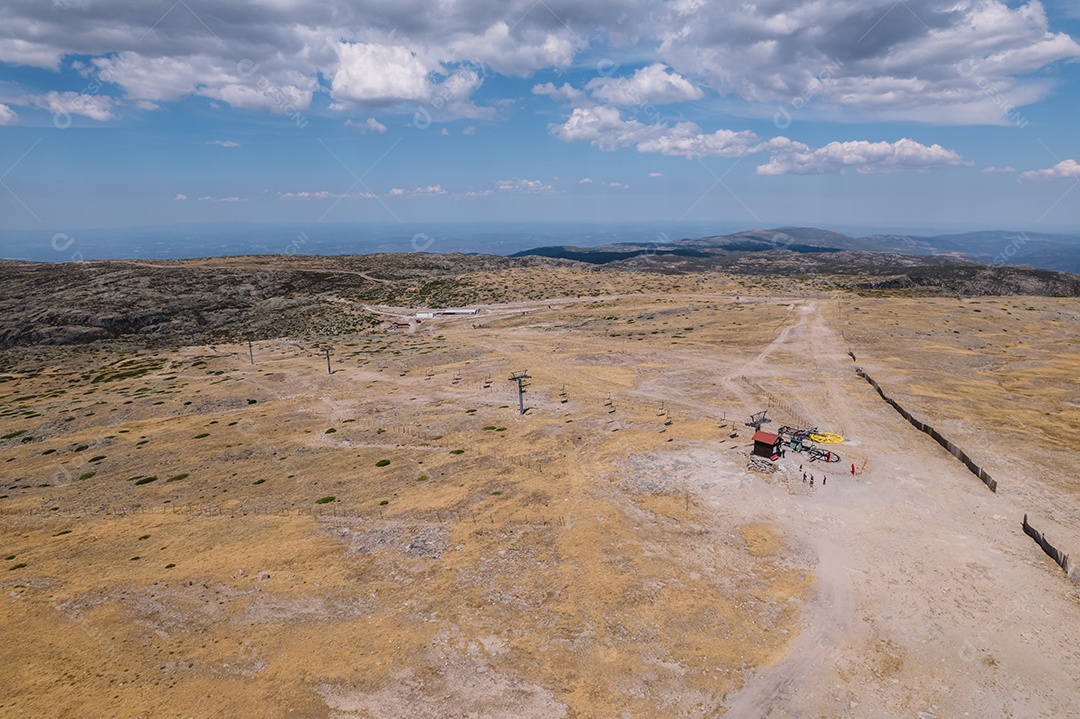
[746,409,771,430]
[508,370,531,415]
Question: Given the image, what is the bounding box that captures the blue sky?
[1,0,1079,243]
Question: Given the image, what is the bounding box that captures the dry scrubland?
[1,265,1079,718]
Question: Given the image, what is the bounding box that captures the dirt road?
[718,300,1080,717]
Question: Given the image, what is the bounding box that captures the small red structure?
[752,430,783,460]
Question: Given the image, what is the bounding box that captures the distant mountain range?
[513,227,1080,275]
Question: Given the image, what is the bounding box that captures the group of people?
[800,464,825,487]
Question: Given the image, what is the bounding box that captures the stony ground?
[1,273,1078,718]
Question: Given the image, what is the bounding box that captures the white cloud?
[587,64,703,105]
[532,82,587,105]
[648,171,663,177]
[197,195,242,202]
[755,138,970,175]
[277,190,377,200]
[463,125,477,135]
[1,0,1077,125]
[495,178,556,193]
[174,193,188,201]
[440,127,449,135]
[552,105,968,174]
[25,91,115,121]
[1018,159,1080,182]
[462,189,495,197]
[0,103,17,125]
[331,42,432,106]
[0,38,63,69]
[208,140,240,147]
[93,51,316,114]
[609,181,631,189]
[654,0,1080,123]
[579,177,593,184]
[446,20,579,76]
[345,117,387,134]
[387,185,448,197]
[983,166,1016,173]
[551,105,761,158]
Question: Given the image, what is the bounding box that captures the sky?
[1,0,1079,249]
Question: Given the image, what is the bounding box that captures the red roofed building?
[752,430,783,460]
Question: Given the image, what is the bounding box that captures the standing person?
[851,463,855,476]
[803,472,807,483]
[823,475,827,486]
[810,476,814,487]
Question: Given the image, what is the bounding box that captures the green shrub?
[165,563,175,569]
[379,500,389,506]
[193,433,210,439]
[78,471,96,480]
[247,399,258,404]
[253,479,266,485]
[54,530,72,536]
[74,444,89,452]
[315,496,335,504]
[138,535,150,540]
[1,430,26,440]
[88,455,106,463]
[482,426,496,431]
[9,563,27,570]
[325,428,337,434]
[375,459,390,467]
[416,475,429,482]
[450,449,465,455]
[166,473,188,483]
[134,476,158,485]
[41,449,55,455]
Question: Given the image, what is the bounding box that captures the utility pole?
[248,339,254,365]
[508,370,531,415]
[324,346,333,375]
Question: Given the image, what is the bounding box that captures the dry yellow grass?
[2,269,1079,717]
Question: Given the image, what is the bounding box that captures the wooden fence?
[855,368,997,493]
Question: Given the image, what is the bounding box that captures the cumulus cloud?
[587,64,703,105]
[331,43,432,106]
[495,178,556,193]
[654,0,1080,124]
[277,190,377,199]
[983,166,1016,173]
[197,195,242,202]
[462,125,477,135]
[532,82,588,105]
[755,138,970,175]
[1018,159,1080,181]
[0,103,17,125]
[648,171,663,177]
[174,193,188,201]
[551,105,968,174]
[208,140,239,147]
[609,181,630,189]
[93,51,317,114]
[24,91,115,121]
[387,185,448,197]
[579,177,593,184]
[345,117,387,133]
[552,105,762,158]
[0,0,1077,124]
